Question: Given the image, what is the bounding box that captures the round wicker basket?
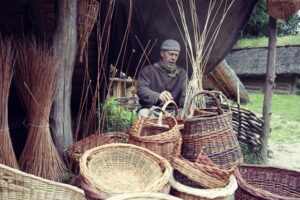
[79,143,172,199]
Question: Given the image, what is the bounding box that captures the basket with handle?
[106,192,183,200]
[65,131,129,161]
[235,164,300,200]
[79,143,172,199]
[159,100,185,130]
[181,90,243,170]
[129,106,182,161]
[0,163,86,200]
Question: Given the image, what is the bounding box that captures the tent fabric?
[107,0,258,77]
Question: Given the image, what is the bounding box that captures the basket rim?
[79,143,172,194]
[105,192,183,200]
[170,173,237,198]
[236,164,300,200]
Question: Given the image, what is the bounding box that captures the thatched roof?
[226,46,300,76]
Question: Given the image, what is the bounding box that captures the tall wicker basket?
[235,164,300,200]
[181,91,243,170]
[77,0,100,62]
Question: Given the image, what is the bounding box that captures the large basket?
[181,91,243,170]
[79,143,172,199]
[65,132,129,161]
[235,164,300,200]
[106,192,183,200]
[129,107,181,161]
[0,163,86,200]
[170,173,238,200]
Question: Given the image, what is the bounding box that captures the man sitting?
[136,39,188,117]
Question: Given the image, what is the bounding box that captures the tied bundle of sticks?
[15,37,66,181]
[77,0,100,62]
[168,0,236,116]
[0,36,19,169]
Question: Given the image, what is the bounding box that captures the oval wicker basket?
[170,173,238,200]
[79,143,172,199]
[129,107,181,161]
[235,164,300,200]
[106,192,183,200]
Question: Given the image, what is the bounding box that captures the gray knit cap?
[160,39,181,52]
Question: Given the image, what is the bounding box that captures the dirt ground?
[268,140,300,171]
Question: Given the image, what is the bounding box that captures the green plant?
[240,143,264,165]
[98,98,137,132]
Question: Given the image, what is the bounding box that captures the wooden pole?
[51,0,78,157]
[261,15,277,161]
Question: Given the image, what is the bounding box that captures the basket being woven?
[65,132,128,161]
[79,143,172,199]
[235,164,300,200]
[0,164,86,200]
[181,91,243,170]
[129,107,181,161]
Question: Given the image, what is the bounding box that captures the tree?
[242,0,300,38]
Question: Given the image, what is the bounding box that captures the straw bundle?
[15,37,66,181]
[77,0,100,62]
[0,36,19,169]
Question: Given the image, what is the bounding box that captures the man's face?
[160,50,180,67]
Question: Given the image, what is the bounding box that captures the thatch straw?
[0,36,19,169]
[15,37,66,181]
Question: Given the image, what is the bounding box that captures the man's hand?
[158,91,173,103]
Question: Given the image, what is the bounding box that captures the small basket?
[170,173,238,200]
[79,143,172,199]
[235,164,300,200]
[181,91,243,170]
[0,164,86,200]
[65,132,129,161]
[106,192,183,200]
[129,107,181,161]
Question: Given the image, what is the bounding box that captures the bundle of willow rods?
[77,0,100,62]
[0,36,19,169]
[15,37,66,181]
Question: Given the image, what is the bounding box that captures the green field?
[242,93,300,143]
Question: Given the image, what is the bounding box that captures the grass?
[242,93,300,143]
[233,35,300,49]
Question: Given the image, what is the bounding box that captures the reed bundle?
[15,37,66,181]
[168,0,236,116]
[0,36,19,169]
[77,0,100,62]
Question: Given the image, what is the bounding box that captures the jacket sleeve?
[179,70,188,108]
[137,66,160,106]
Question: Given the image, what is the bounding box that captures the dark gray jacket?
[137,64,187,108]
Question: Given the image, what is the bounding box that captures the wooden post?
[51,0,78,156]
[261,16,277,160]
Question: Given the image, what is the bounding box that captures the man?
[137,39,188,117]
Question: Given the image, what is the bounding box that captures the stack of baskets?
[79,143,172,199]
[235,164,300,200]
[181,91,243,170]
[129,105,182,161]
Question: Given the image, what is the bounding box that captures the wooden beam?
[261,16,277,160]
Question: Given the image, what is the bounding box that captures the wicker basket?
[65,132,129,161]
[0,163,86,200]
[181,91,243,170]
[79,143,172,199]
[129,107,181,161]
[172,154,235,189]
[235,164,300,200]
[106,192,183,200]
[170,173,238,200]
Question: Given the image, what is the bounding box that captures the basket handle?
[185,90,223,118]
[159,100,179,121]
[209,90,231,111]
[148,106,169,126]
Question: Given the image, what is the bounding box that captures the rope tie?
[0,129,9,132]
[23,119,49,128]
